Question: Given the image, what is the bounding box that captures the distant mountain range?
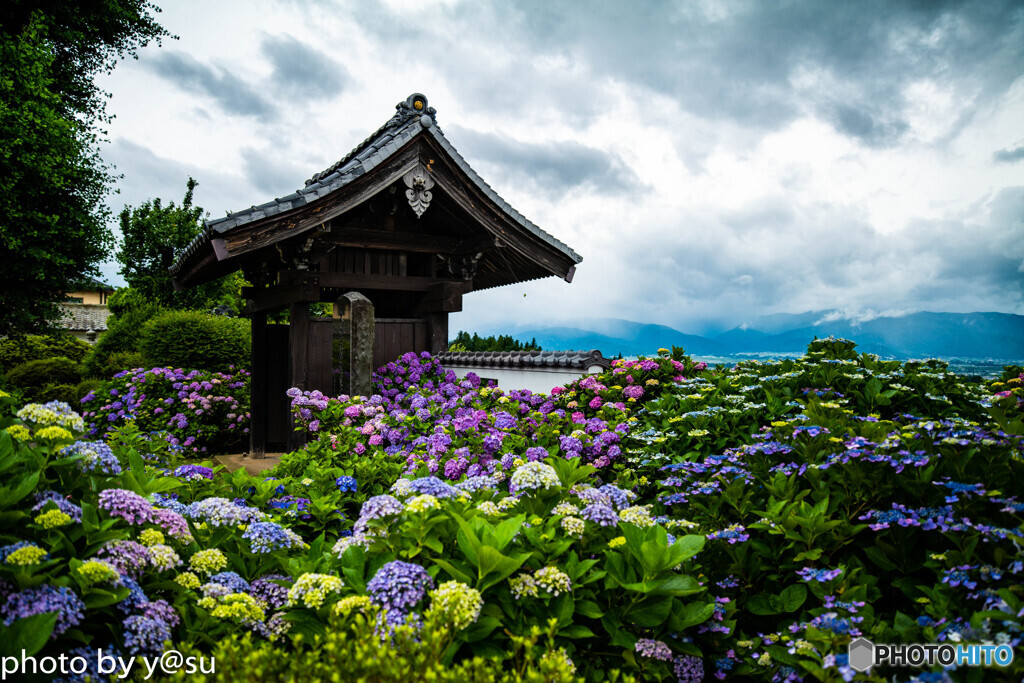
[479,312,1024,360]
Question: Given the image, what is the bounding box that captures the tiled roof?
[436,349,610,371]
[170,93,581,277]
[57,304,110,332]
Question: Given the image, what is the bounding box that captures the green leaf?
[863,545,899,572]
[476,547,530,592]
[340,545,366,593]
[780,584,807,612]
[793,548,823,562]
[684,601,717,630]
[627,597,672,627]
[553,593,574,626]
[487,515,524,551]
[561,625,596,638]
[0,612,58,657]
[451,512,480,565]
[84,587,131,610]
[668,534,705,564]
[462,615,502,642]
[576,600,604,619]
[747,592,781,615]
[432,558,473,585]
[4,471,39,508]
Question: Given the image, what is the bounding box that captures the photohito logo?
[848,637,1014,672]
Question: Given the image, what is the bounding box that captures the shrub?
[139,310,250,372]
[0,333,91,371]
[5,357,82,403]
[101,351,147,377]
[74,378,103,405]
[81,300,163,378]
[164,614,587,683]
[81,366,250,455]
[106,286,150,317]
[39,384,79,405]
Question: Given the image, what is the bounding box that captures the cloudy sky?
[95,0,1024,336]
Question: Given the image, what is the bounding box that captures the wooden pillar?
[249,309,267,459]
[426,312,448,355]
[287,302,310,451]
[339,291,375,398]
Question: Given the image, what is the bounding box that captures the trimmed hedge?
[0,334,91,371]
[139,310,250,372]
[81,300,163,378]
[4,356,83,403]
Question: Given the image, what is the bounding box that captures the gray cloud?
[240,146,308,196]
[146,52,276,120]
[345,1,1024,148]
[262,34,346,101]
[104,138,260,221]
[601,185,1024,331]
[447,126,646,198]
[994,145,1024,163]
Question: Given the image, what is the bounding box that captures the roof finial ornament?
[385,93,436,130]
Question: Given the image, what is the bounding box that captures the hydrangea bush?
[80,366,250,454]
[0,337,1021,682]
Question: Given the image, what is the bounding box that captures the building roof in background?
[436,349,611,371]
[68,275,113,292]
[57,304,111,332]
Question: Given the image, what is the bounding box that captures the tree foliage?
[449,331,541,352]
[0,2,169,335]
[116,178,246,311]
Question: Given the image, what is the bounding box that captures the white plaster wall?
[447,364,606,395]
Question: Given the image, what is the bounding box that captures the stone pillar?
[339,292,374,398]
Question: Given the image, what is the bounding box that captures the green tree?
[448,331,541,352]
[0,3,169,335]
[116,178,247,312]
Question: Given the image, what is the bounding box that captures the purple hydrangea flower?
[525,446,548,462]
[674,655,704,683]
[796,567,844,583]
[97,540,150,579]
[98,489,154,525]
[209,571,251,593]
[635,638,673,661]
[598,484,633,510]
[151,508,193,542]
[242,521,305,553]
[173,464,214,481]
[367,561,434,614]
[353,495,405,535]
[250,575,291,610]
[32,491,83,522]
[116,577,150,615]
[62,441,122,476]
[493,411,517,430]
[123,615,171,656]
[2,585,85,636]
[581,503,619,527]
[142,599,180,629]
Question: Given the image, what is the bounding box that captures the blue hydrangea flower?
[1,585,85,636]
[242,521,305,554]
[123,614,171,656]
[62,441,122,475]
[367,561,434,615]
[209,571,251,593]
